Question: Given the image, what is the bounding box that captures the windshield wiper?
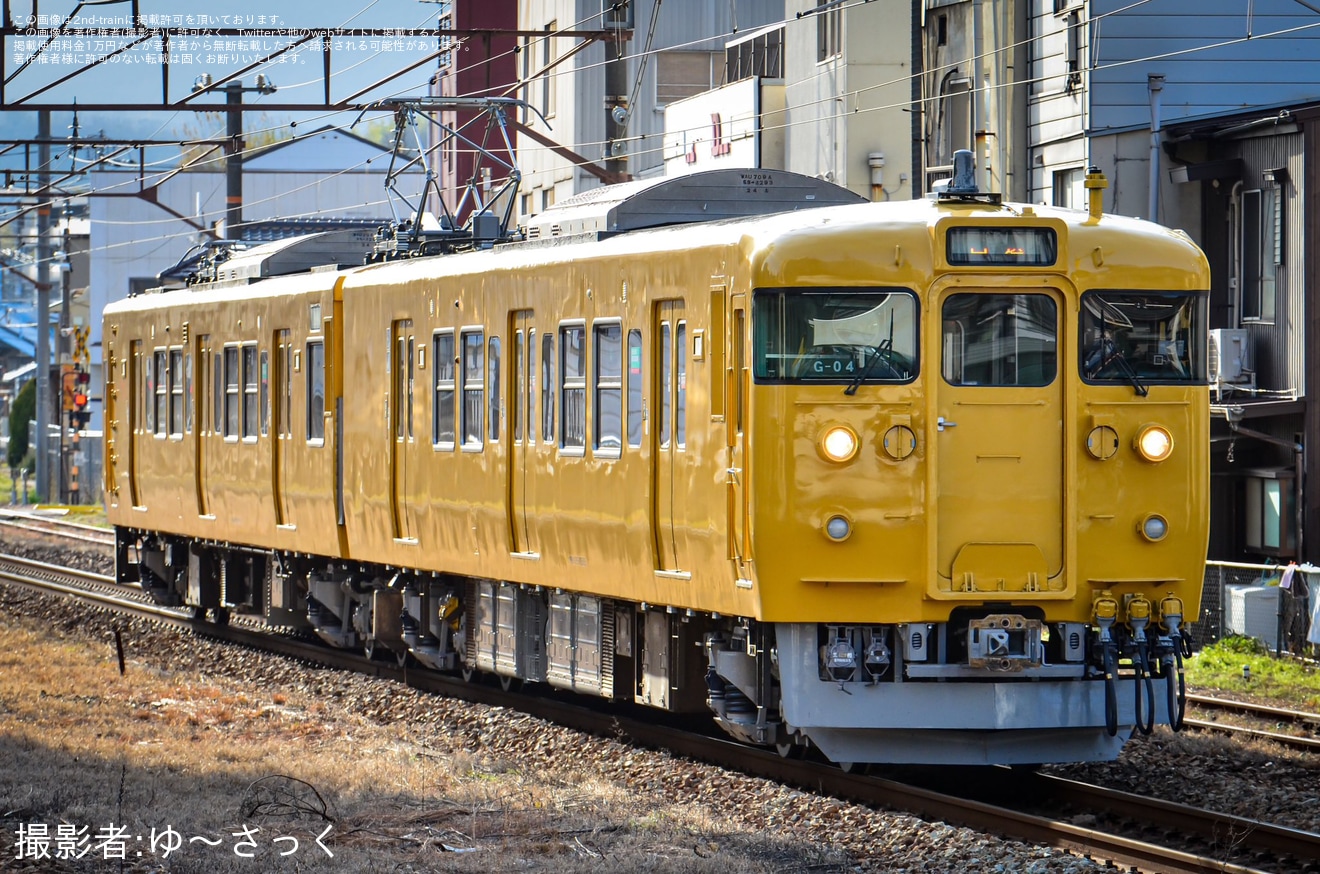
[1110,351,1149,397]
[844,309,895,396]
[844,344,885,395]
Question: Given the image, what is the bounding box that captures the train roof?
[520,169,867,241]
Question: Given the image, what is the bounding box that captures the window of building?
[1240,184,1281,323]
[433,331,455,448]
[1245,472,1296,556]
[939,76,972,165]
[724,25,783,83]
[542,22,556,118]
[816,0,841,62]
[560,324,585,450]
[1052,167,1085,209]
[306,340,325,443]
[594,322,622,453]
[461,330,484,449]
[656,50,719,105]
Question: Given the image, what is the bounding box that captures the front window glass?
[942,293,1057,387]
[753,289,918,383]
[1081,291,1206,384]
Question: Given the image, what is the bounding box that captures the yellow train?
[104,158,1210,765]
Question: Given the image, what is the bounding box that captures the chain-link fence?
[1197,561,1319,658]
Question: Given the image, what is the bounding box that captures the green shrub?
[6,378,34,470]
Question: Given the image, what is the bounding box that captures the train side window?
[627,328,643,447]
[941,293,1056,387]
[223,347,240,439]
[461,330,484,449]
[432,331,455,449]
[153,349,168,437]
[594,321,622,454]
[734,309,746,434]
[213,352,222,438]
[184,349,193,434]
[277,330,292,439]
[541,332,555,443]
[242,343,259,440]
[488,336,501,443]
[169,348,184,437]
[306,340,325,443]
[513,331,524,444]
[142,348,152,434]
[259,349,270,437]
[659,322,672,448]
[526,328,536,446]
[197,337,210,436]
[676,322,687,448]
[560,324,586,451]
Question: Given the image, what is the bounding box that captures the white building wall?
[785,1,915,200]
[515,0,784,214]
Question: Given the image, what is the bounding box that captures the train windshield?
[753,289,918,384]
[1080,291,1206,386]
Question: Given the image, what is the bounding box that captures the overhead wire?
[4,0,1316,266]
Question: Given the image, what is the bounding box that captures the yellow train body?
[104,167,1209,765]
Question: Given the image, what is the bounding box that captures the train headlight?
[1135,425,1174,462]
[824,514,852,542]
[1139,514,1169,542]
[818,425,859,463]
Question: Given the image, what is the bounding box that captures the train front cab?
[733,176,1211,765]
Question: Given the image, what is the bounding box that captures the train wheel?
[775,741,804,760]
[461,663,476,683]
[363,638,377,660]
[837,761,870,775]
[499,675,522,693]
[396,649,409,668]
[212,608,230,627]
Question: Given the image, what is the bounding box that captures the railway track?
[0,508,115,548]
[3,555,1318,874]
[1185,694,1320,752]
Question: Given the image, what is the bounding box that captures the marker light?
[825,515,852,541]
[818,425,859,463]
[1135,425,1174,462]
[1139,514,1169,542]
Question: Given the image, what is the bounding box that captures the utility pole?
[213,76,276,238]
[602,2,634,180]
[35,110,51,503]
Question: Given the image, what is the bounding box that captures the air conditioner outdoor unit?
[1209,328,1250,385]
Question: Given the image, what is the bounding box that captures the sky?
[0,0,456,151]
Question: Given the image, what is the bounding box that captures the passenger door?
[390,319,417,542]
[726,292,751,573]
[508,310,538,555]
[652,300,688,575]
[193,335,211,517]
[933,287,1064,595]
[272,330,293,526]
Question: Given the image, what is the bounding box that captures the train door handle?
[937,417,957,432]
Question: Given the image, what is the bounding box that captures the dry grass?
[0,612,845,873]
